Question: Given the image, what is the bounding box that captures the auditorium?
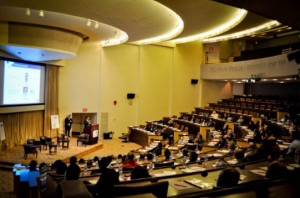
[0,0,300,197]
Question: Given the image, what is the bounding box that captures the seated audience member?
[153,142,163,156]
[39,162,48,172]
[246,138,280,162]
[252,129,262,143]
[66,156,81,180]
[234,148,248,164]
[51,159,67,175]
[131,165,151,180]
[94,156,119,198]
[210,111,219,119]
[216,168,240,188]
[245,140,257,158]
[265,161,289,179]
[248,120,258,131]
[285,131,300,159]
[164,148,171,161]
[236,115,245,125]
[182,148,189,157]
[78,158,86,165]
[29,160,38,171]
[194,133,204,145]
[122,152,139,168]
[147,153,154,162]
[215,128,234,148]
[189,151,198,163]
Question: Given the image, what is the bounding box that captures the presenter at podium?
[83,116,92,131]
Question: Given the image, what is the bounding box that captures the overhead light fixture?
[95,22,99,29]
[133,8,184,45]
[101,31,129,47]
[86,19,91,26]
[203,20,281,43]
[39,10,44,17]
[26,8,31,16]
[173,9,248,44]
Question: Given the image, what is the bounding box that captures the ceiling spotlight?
[26,8,31,16]
[95,22,99,29]
[39,10,44,17]
[87,19,91,27]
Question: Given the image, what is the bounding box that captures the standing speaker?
[191,79,198,84]
[127,93,135,99]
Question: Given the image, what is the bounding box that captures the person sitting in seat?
[51,159,67,175]
[131,165,151,180]
[152,142,163,156]
[66,156,81,180]
[164,148,171,161]
[234,148,248,164]
[216,167,240,188]
[94,156,119,197]
[285,130,300,160]
[29,160,38,171]
[122,152,139,169]
[265,160,289,179]
[215,128,234,148]
[189,151,198,163]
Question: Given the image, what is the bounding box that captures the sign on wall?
[201,54,299,80]
[50,115,60,129]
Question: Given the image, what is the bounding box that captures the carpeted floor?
[0,138,142,197]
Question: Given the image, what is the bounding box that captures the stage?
[0,138,142,167]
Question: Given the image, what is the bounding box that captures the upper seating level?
[234,42,300,62]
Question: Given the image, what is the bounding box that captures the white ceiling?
[0,0,281,62]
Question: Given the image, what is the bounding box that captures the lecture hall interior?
[1,0,300,198]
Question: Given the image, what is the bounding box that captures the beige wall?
[58,42,102,132]
[200,80,232,107]
[59,41,203,137]
[172,41,202,115]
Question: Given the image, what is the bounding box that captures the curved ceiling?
[0,0,291,62]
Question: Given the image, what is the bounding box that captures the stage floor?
[0,137,103,165]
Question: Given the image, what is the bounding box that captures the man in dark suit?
[83,116,91,132]
[64,114,73,137]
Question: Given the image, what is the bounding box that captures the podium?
[83,124,99,145]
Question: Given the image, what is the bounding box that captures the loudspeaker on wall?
[127,93,135,99]
[191,79,198,84]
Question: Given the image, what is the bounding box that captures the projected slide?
[3,61,41,105]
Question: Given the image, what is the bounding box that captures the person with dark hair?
[153,142,163,156]
[215,128,234,148]
[122,152,139,168]
[189,151,198,162]
[83,116,91,131]
[234,148,248,164]
[265,161,289,179]
[182,148,189,157]
[147,153,154,161]
[29,160,38,171]
[66,156,81,180]
[94,156,119,197]
[164,148,171,160]
[39,162,48,172]
[216,167,240,188]
[131,165,151,180]
[54,160,67,175]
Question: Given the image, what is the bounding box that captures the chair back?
[113,181,169,198]
[155,160,174,168]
